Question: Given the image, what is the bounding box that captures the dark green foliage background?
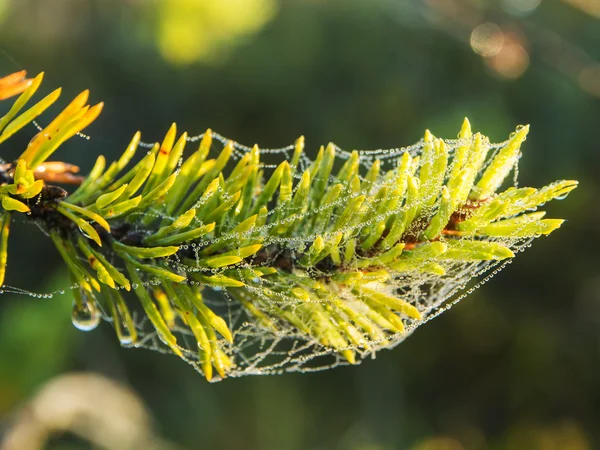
[0,1,598,449]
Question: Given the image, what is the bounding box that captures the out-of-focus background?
[0,0,598,449]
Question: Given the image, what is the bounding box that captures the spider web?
[1,125,536,380]
[116,130,534,380]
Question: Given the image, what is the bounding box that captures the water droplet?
[71,295,101,331]
[118,332,135,345]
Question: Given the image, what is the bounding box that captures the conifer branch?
[0,70,578,380]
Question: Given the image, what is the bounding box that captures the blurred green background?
[0,0,598,449]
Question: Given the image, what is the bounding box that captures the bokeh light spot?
[502,0,543,16]
[486,43,530,79]
[578,65,600,98]
[470,23,504,57]
[156,0,277,66]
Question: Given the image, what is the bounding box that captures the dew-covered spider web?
[3,124,550,380]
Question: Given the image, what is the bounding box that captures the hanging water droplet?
[71,294,101,331]
[555,192,571,200]
[118,331,135,345]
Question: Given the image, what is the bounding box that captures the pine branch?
[0,70,578,380]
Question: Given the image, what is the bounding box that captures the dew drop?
[71,295,101,332]
[118,332,135,345]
